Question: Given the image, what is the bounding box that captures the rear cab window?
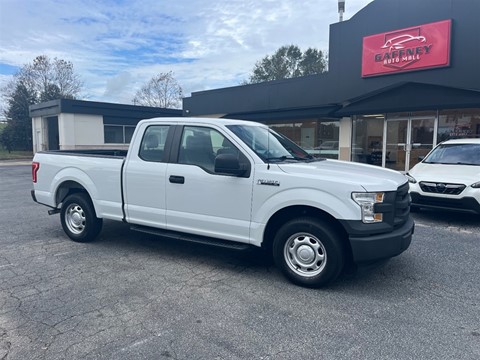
[138,125,170,162]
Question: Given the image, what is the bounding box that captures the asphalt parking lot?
[1,164,479,360]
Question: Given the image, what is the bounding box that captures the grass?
[0,149,33,161]
[0,123,33,160]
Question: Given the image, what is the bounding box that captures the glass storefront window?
[438,108,480,142]
[351,115,385,165]
[269,119,340,159]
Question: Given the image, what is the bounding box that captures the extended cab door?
[165,125,254,243]
[123,124,172,228]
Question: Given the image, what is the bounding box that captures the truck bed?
[40,149,128,158]
[33,150,126,221]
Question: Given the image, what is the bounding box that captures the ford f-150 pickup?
[31,117,414,287]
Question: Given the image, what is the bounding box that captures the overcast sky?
[0,0,372,109]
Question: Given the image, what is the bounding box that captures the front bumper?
[410,192,480,214]
[347,217,415,263]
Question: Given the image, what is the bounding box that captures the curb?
[0,159,32,166]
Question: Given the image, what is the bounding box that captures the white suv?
[407,138,480,214]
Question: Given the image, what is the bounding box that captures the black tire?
[273,217,345,288]
[60,193,103,242]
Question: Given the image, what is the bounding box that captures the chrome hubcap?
[65,203,86,235]
[284,233,327,277]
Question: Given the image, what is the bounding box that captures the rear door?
[165,125,254,243]
[123,124,172,228]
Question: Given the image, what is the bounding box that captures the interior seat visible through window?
[179,132,215,171]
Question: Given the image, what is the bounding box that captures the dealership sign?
[362,20,451,77]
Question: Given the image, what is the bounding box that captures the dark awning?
[335,82,480,116]
[224,105,341,122]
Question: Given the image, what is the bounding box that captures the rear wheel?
[273,217,345,287]
[60,193,103,242]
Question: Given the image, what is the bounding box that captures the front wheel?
[273,217,345,287]
[60,193,103,242]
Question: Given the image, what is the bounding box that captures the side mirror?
[214,153,246,176]
[418,156,425,161]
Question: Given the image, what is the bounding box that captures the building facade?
[183,0,480,172]
[30,99,181,153]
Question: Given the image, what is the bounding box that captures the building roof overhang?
[334,82,480,116]
[224,104,341,122]
[29,99,182,119]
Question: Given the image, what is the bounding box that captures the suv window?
[424,143,480,165]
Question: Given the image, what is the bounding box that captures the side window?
[139,125,170,162]
[178,126,240,172]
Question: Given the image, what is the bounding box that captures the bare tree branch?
[132,71,183,109]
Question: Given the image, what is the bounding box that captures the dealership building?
[30,0,479,172]
[183,0,480,172]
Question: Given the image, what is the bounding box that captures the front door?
[385,116,435,172]
[165,125,254,243]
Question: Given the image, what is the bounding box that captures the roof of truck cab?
[138,117,267,127]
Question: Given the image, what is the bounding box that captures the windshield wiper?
[424,161,453,164]
[266,155,320,163]
[266,156,294,162]
[266,155,307,162]
[455,162,479,166]
[425,161,479,166]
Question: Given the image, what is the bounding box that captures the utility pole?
[338,0,345,22]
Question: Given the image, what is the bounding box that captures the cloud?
[0,0,373,106]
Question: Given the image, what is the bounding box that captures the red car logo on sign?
[381,34,426,51]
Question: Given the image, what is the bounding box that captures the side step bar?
[130,225,252,251]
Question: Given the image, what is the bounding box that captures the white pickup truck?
[31,117,414,287]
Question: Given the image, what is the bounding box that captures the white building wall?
[58,113,103,150]
[32,116,47,154]
[73,114,104,147]
[339,117,352,161]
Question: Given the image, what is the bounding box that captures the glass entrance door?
[409,117,435,169]
[385,117,434,172]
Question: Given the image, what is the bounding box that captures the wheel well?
[55,181,90,207]
[263,205,353,263]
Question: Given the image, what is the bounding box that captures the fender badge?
[257,179,280,186]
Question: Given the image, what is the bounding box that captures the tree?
[132,71,183,109]
[14,55,82,101]
[1,83,36,151]
[0,55,83,150]
[244,45,328,84]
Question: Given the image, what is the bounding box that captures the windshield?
[423,143,480,166]
[226,124,315,162]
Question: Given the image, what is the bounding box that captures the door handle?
[169,175,185,184]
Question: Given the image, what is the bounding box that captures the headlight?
[406,173,417,184]
[472,181,480,189]
[352,192,385,223]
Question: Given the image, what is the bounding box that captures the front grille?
[375,182,411,230]
[419,182,466,195]
[393,182,411,227]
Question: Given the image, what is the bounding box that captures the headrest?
[145,134,159,149]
